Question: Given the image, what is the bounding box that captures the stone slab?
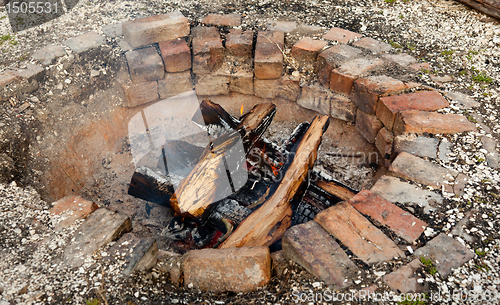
[266,19,297,32]
[330,58,385,95]
[315,201,404,265]
[353,37,392,53]
[482,136,500,169]
[64,208,132,267]
[158,71,193,99]
[383,259,429,293]
[445,91,480,109]
[393,110,476,136]
[159,38,191,72]
[356,109,383,144]
[183,247,271,293]
[31,44,66,65]
[50,195,99,231]
[377,91,449,131]
[352,75,406,115]
[382,53,417,67]
[255,31,284,79]
[201,14,241,26]
[323,27,363,43]
[9,64,44,80]
[63,32,106,53]
[107,233,158,275]
[414,233,474,278]
[349,190,427,243]
[370,175,443,214]
[282,221,359,289]
[125,47,165,83]
[315,44,362,88]
[123,12,190,49]
[392,135,439,160]
[102,23,123,38]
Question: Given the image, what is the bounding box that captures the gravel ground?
[1,0,500,304]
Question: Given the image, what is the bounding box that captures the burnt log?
[219,115,330,249]
[128,167,175,205]
[455,0,500,19]
[315,180,357,201]
[170,103,277,220]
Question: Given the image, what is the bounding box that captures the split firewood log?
[219,115,330,248]
[455,0,500,20]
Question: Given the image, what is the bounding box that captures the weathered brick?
[266,20,297,32]
[445,91,480,109]
[255,31,284,79]
[330,58,385,95]
[183,247,271,293]
[159,38,191,72]
[315,45,362,88]
[409,62,431,71]
[392,135,439,160]
[64,208,132,267]
[382,53,417,67]
[50,195,99,231]
[254,76,300,101]
[107,233,158,275]
[195,74,230,96]
[62,32,106,53]
[121,79,159,107]
[157,251,183,286]
[31,44,66,65]
[353,37,392,53]
[323,27,363,43]
[201,13,241,26]
[375,127,394,159]
[331,94,357,122]
[370,175,443,214]
[217,58,254,95]
[352,75,406,115]
[389,152,464,194]
[158,71,193,99]
[315,201,404,265]
[393,110,476,136]
[192,26,225,75]
[226,29,253,57]
[102,23,123,38]
[414,233,474,278]
[350,190,427,243]
[356,109,383,144]
[282,221,359,289]
[482,136,500,169]
[291,37,328,63]
[125,47,165,83]
[123,12,190,49]
[383,259,429,293]
[8,64,44,81]
[376,91,449,131]
[297,83,331,115]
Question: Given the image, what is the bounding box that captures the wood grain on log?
[455,0,500,19]
[219,115,330,249]
[315,180,357,201]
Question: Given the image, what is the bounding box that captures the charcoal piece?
[128,166,175,206]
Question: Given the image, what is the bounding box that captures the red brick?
[282,221,359,289]
[409,62,431,71]
[122,79,159,107]
[376,91,450,131]
[123,12,190,49]
[291,37,328,63]
[254,31,284,79]
[159,39,191,72]
[158,71,193,99]
[50,195,99,231]
[201,13,241,26]
[183,247,271,293]
[352,75,406,115]
[192,26,224,75]
[315,201,404,265]
[393,110,476,136]
[353,37,392,53]
[0,73,18,88]
[298,82,356,121]
[330,58,385,95]
[349,190,427,243]
[382,53,417,67]
[125,47,165,83]
[383,259,429,293]
[218,58,254,95]
[375,127,394,160]
[356,109,383,144]
[315,45,362,88]
[226,29,253,57]
[323,27,363,43]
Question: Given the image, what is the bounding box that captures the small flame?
[240,104,244,116]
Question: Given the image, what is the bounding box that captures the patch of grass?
[472,71,493,83]
[389,40,402,48]
[0,16,7,20]
[1,34,12,44]
[399,14,404,19]
[9,39,18,46]
[86,299,100,305]
[459,69,467,76]
[474,155,486,162]
[441,50,455,56]
[475,248,489,256]
[475,263,490,272]
[420,256,437,276]
[407,43,416,51]
[384,0,397,3]
[398,295,427,305]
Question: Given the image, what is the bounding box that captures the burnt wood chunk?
[219,115,330,249]
[455,0,500,20]
[194,99,240,130]
[315,180,357,201]
[128,166,175,206]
